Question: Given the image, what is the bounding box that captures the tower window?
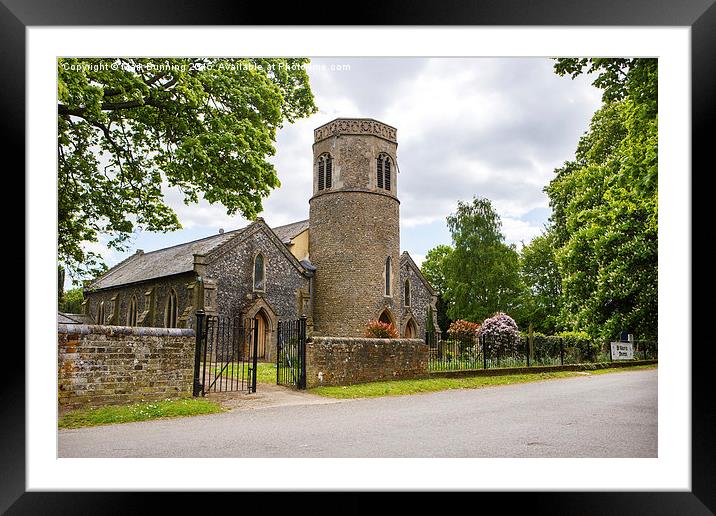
[377,157,383,189]
[385,256,392,296]
[377,154,392,191]
[253,253,266,291]
[317,153,333,191]
[165,290,178,328]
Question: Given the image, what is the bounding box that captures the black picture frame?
[5,0,712,513]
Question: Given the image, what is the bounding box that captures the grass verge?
[310,364,657,399]
[58,397,223,429]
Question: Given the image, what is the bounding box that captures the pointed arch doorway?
[254,309,269,360]
[244,298,278,362]
[404,317,418,338]
[378,308,394,326]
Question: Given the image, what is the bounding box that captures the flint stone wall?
[306,337,428,388]
[400,260,435,338]
[57,324,195,410]
[84,272,196,327]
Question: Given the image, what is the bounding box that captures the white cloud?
[78,57,602,271]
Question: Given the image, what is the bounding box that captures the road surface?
[59,368,657,458]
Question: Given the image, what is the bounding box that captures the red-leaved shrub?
[365,319,399,338]
[447,319,481,341]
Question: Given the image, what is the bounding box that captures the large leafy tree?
[518,228,562,334]
[442,197,523,323]
[58,58,317,281]
[546,58,657,339]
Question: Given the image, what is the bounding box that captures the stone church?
[83,118,439,361]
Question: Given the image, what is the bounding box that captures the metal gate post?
[299,314,307,389]
[251,318,259,393]
[192,310,205,397]
[482,335,487,370]
[276,321,282,385]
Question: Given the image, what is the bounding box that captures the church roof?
[271,219,309,244]
[87,219,310,291]
[58,312,95,324]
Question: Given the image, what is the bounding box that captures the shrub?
[477,312,520,354]
[556,330,600,362]
[447,319,480,341]
[365,319,399,339]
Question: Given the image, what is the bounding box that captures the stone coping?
[58,324,195,337]
[309,336,425,345]
[313,118,397,143]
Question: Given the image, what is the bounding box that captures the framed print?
[4,0,713,512]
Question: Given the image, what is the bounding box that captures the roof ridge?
[135,226,246,258]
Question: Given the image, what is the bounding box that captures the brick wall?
[306,337,428,388]
[58,324,195,410]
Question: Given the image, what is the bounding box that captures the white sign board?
[610,342,634,360]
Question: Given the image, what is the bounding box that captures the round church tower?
[309,118,401,337]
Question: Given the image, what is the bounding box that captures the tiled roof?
[271,219,309,243]
[58,312,95,324]
[88,219,309,291]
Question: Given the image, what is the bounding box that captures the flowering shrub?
[365,319,399,339]
[477,312,520,354]
[447,319,480,341]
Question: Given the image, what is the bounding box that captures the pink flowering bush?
[447,319,481,342]
[365,319,399,339]
[477,312,520,354]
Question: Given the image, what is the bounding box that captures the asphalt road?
[58,369,657,458]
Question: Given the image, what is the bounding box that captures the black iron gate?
[276,315,307,389]
[192,311,259,395]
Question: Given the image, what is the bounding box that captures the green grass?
[583,363,657,375]
[310,364,657,399]
[253,362,278,383]
[212,361,277,384]
[58,397,223,429]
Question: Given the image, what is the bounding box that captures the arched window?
[165,290,178,328]
[317,153,333,191]
[253,253,266,291]
[404,279,411,307]
[385,256,392,296]
[127,296,138,326]
[96,301,105,325]
[377,154,392,191]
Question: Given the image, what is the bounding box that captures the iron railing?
[426,332,658,372]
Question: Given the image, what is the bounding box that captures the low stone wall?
[58,324,195,410]
[306,337,428,388]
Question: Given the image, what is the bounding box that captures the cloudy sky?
[83,57,602,276]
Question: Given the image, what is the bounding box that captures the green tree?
[58,58,318,281]
[443,197,523,323]
[546,58,657,340]
[421,244,454,334]
[519,228,562,334]
[59,287,85,314]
